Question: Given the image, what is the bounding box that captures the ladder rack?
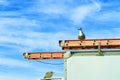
[23,52,65,60]
[59,38,120,50]
[23,38,120,60]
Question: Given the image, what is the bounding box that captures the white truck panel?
[64,50,120,80]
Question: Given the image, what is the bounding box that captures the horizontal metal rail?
[59,38,120,50]
[68,49,120,53]
[23,49,120,60]
[23,52,65,60]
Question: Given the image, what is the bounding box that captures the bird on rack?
[78,28,85,40]
[44,71,54,79]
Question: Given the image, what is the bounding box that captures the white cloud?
[0,11,22,17]
[0,18,37,27]
[66,0,101,25]
[86,29,120,39]
[69,5,94,24]
[28,0,66,15]
[96,11,120,22]
[0,0,9,6]
[91,0,101,11]
[0,23,76,51]
[0,73,63,80]
[37,5,66,14]
[0,74,38,80]
[0,57,63,79]
[25,0,101,25]
[113,28,120,31]
[0,16,77,52]
[0,57,32,68]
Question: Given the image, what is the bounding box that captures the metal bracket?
[64,52,72,59]
[24,52,29,59]
[62,40,65,46]
[80,41,86,49]
[93,40,97,49]
[106,40,109,48]
[96,42,103,56]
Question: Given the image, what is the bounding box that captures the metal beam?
[23,52,65,60]
[59,38,120,50]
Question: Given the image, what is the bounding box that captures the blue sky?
[0,0,120,80]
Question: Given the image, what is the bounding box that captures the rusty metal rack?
[23,38,120,60]
[59,38,120,50]
[23,52,65,60]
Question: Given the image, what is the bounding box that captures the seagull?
[44,71,54,79]
[78,28,85,40]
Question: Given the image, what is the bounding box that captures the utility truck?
[23,28,120,80]
[23,38,120,80]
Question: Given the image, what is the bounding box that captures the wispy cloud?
[96,11,120,22]
[0,17,37,27]
[0,57,32,68]
[35,4,66,15]
[0,0,119,52]
[27,0,67,15]
[0,29,76,52]
[0,56,63,79]
[69,5,95,24]
[68,0,101,25]
[0,0,9,6]
[91,0,101,11]
[0,0,120,80]
[0,74,38,80]
[26,0,101,25]
[0,11,22,17]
